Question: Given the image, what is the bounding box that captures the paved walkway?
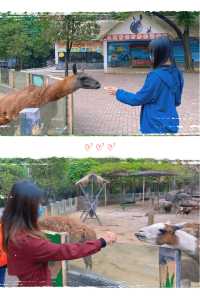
[73,71,199,135]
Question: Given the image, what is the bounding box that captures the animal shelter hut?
[75,174,109,225]
[105,170,178,206]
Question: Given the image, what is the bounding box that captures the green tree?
[30,158,70,199]
[152,11,199,71]
[0,12,54,69]
[52,13,100,75]
[0,162,27,206]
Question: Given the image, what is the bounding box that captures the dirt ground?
[68,202,199,287]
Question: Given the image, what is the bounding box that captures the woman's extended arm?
[26,232,116,263]
[29,238,105,263]
[105,72,160,106]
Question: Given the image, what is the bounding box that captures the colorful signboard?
[105,33,169,41]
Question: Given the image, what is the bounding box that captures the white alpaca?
[135,223,199,285]
[135,223,199,261]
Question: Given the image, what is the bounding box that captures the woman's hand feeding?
[104,86,118,96]
[100,231,117,245]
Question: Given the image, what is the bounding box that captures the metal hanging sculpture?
[0,64,101,125]
[75,174,109,225]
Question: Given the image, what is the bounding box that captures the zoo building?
[55,13,200,72]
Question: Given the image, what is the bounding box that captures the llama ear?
[173,224,184,231]
[72,64,77,75]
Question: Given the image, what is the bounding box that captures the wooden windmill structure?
[75,174,109,225]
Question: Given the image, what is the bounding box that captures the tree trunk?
[15,57,21,71]
[151,12,194,71]
[183,26,193,71]
[64,40,71,76]
[20,58,23,71]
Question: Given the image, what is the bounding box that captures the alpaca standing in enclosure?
[38,215,97,270]
[135,222,200,285]
[0,64,101,125]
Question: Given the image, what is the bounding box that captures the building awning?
[104,33,169,42]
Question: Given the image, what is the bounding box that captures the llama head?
[135,223,184,246]
[71,63,101,90]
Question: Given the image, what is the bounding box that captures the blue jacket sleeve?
[116,72,161,106]
[175,70,184,107]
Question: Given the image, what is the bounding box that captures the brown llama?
[0,64,101,125]
[38,215,97,270]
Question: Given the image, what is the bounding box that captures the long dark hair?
[149,37,175,69]
[2,180,44,250]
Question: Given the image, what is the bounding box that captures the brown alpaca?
[0,64,100,125]
[38,215,97,270]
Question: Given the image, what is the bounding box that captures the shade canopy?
[75,173,109,186]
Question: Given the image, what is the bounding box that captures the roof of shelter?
[75,173,110,186]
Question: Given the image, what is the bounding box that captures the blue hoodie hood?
[154,65,183,97]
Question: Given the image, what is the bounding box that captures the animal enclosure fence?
[41,197,78,217]
[0,68,73,136]
[43,230,182,287]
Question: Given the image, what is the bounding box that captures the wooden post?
[9,69,15,88]
[56,201,61,215]
[67,93,73,135]
[159,247,181,288]
[103,40,108,72]
[157,179,160,209]
[142,177,145,206]
[50,203,54,216]
[146,211,154,225]
[104,184,107,208]
[91,176,94,201]
[25,72,31,87]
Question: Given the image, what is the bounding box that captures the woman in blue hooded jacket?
[104,37,184,134]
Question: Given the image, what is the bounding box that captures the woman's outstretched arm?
[25,232,116,263]
[105,72,161,106]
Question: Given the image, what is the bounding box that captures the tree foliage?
[0,12,54,69]
[51,13,100,75]
[151,11,199,71]
[0,158,197,207]
[0,162,27,206]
